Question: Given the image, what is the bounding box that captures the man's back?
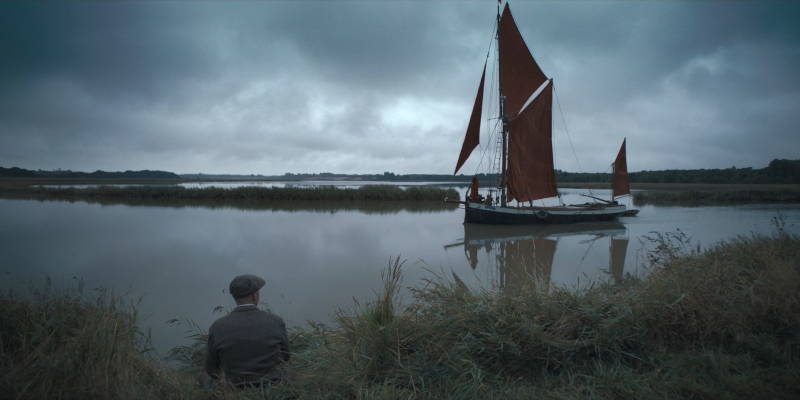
[205,305,289,384]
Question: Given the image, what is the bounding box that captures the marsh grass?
[0,283,199,400]
[0,184,460,203]
[3,229,799,399]
[255,228,800,399]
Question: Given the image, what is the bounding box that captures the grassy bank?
[0,184,460,205]
[3,230,799,399]
[0,285,198,399]
[633,189,800,206]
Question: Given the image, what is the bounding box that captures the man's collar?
[233,304,258,312]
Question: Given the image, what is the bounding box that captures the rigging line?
[553,84,594,197]
[473,22,500,179]
[474,55,500,175]
[475,117,500,174]
[470,16,499,178]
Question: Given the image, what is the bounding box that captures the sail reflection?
[447,222,629,291]
[609,237,630,283]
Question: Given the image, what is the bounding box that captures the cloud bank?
[1,1,798,174]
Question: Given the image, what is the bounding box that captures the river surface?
[2,185,799,356]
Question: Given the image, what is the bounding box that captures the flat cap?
[229,274,265,299]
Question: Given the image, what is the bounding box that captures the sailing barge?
[453,2,636,225]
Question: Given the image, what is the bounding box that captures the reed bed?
[0,184,460,205]
[0,284,198,400]
[0,197,457,214]
[3,228,799,399]
[255,228,800,399]
[633,189,800,206]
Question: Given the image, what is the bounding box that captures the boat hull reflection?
[449,222,630,292]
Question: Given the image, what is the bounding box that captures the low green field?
[3,228,799,399]
[632,188,800,206]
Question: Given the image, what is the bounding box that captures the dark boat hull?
[464,202,629,225]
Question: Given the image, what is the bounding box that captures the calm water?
[2,189,799,355]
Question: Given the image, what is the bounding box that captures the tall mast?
[497,1,508,207]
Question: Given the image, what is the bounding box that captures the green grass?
[3,228,799,399]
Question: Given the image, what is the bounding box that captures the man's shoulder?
[209,313,235,333]
[211,308,284,327]
[249,309,285,325]
[261,310,286,325]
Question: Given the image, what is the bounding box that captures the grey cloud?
[0,1,798,174]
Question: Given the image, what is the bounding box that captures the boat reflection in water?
[445,222,630,292]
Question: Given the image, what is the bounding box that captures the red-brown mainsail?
[612,139,630,198]
[454,63,486,174]
[507,80,557,202]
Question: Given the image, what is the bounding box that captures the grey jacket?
[205,305,290,383]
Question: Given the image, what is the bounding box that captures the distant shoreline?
[1,177,798,190]
[1,179,798,206]
[3,158,799,185]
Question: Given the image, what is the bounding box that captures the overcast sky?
[1,0,798,175]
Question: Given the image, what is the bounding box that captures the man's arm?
[278,319,290,362]
[205,330,221,378]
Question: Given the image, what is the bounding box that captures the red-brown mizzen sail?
[610,238,629,283]
[612,139,630,198]
[499,3,548,117]
[507,80,557,202]
[454,63,486,175]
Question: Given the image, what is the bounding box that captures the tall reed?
[262,228,800,398]
[0,284,197,400]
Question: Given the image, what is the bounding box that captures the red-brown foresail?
[454,63,486,175]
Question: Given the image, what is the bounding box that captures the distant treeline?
[272,159,800,184]
[558,159,800,184]
[4,158,799,184]
[0,167,180,179]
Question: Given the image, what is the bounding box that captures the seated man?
[205,274,290,387]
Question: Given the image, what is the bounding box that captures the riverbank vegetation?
[3,229,799,399]
[558,158,800,185]
[0,184,460,206]
[0,285,197,399]
[4,158,799,184]
[633,188,800,206]
[0,166,181,179]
